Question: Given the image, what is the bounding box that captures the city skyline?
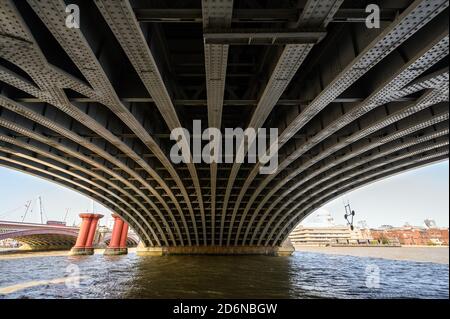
[0,160,448,229]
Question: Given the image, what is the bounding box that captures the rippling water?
[0,251,448,299]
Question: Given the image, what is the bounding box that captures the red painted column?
[119,222,129,248]
[74,214,92,248]
[109,214,124,248]
[85,214,103,248]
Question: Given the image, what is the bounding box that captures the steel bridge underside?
[0,229,78,250]
[0,0,448,253]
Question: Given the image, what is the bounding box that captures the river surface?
[0,251,448,299]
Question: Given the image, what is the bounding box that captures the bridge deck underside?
[0,229,78,249]
[14,234,76,249]
[0,0,448,249]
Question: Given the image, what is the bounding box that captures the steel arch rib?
[0,1,184,246]
[278,0,449,147]
[0,229,78,241]
[93,0,205,245]
[232,0,449,246]
[272,154,450,246]
[264,141,450,246]
[254,93,449,245]
[239,32,449,245]
[0,72,177,244]
[25,0,193,245]
[0,0,447,250]
[0,135,168,245]
[254,106,450,244]
[221,0,344,245]
[249,123,449,246]
[0,155,156,246]
[0,117,174,239]
[200,0,233,245]
[0,151,160,245]
[0,160,152,246]
[0,96,178,245]
[252,114,449,245]
[268,149,449,246]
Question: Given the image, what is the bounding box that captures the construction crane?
[63,208,70,223]
[37,196,45,224]
[20,200,32,222]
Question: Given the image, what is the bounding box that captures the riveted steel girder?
[0,0,447,250]
[201,0,233,245]
[93,0,204,245]
[222,0,344,246]
[238,31,449,246]
[270,148,449,246]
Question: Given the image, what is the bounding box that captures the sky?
[0,160,448,228]
[302,160,449,228]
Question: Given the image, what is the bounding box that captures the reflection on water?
[0,252,448,299]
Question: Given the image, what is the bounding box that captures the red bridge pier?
[104,214,129,255]
[70,213,104,256]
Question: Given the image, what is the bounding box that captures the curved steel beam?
[278,0,449,146]
[0,55,187,246]
[0,133,172,244]
[225,0,448,246]
[264,142,449,245]
[0,141,166,245]
[222,0,344,245]
[250,122,449,245]
[200,0,233,245]
[269,149,449,246]
[0,117,175,243]
[26,0,196,245]
[0,156,154,246]
[0,0,186,245]
[0,97,178,245]
[254,100,449,245]
[0,228,78,241]
[94,0,206,245]
[238,33,449,245]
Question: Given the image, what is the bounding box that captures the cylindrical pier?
[104,214,128,255]
[70,213,103,255]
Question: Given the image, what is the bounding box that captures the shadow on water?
[123,255,297,299]
[0,251,448,299]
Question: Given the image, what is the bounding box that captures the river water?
[0,251,448,299]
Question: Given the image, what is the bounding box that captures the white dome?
[303,208,335,227]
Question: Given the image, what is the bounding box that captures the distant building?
[357,220,369,229]
[289,225,372,246]
[370,224,449,246]
[289,212,449,247]
[0,238,20,248]
[289,210,371,247]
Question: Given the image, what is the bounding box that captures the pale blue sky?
[0,160,448,228]
[303,160,449,228]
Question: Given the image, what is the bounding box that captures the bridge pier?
[104,214,129,256]
[70,213,103,256]
[136,242,294,257]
